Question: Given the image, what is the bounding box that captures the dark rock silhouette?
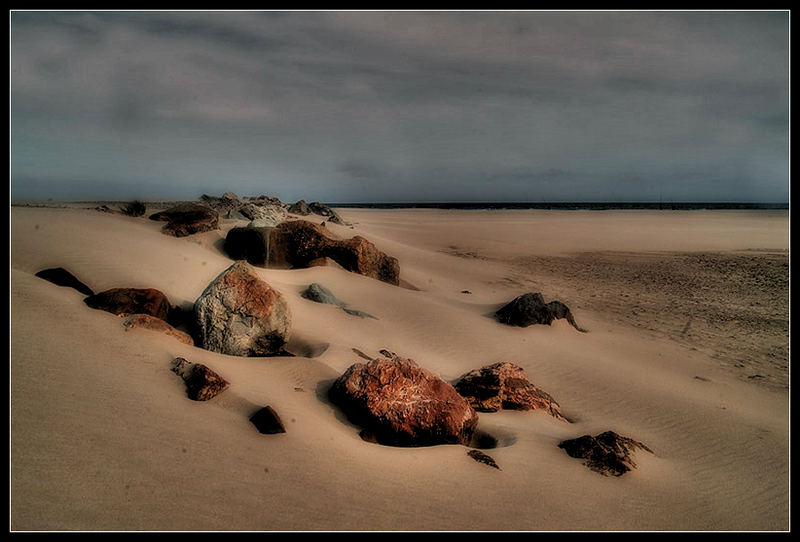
[467,449,501,470]
[454,362,567,420]
[35,267,94,296]
[149,203,219,237]
[328,357,478,447]
[224,225,273,266]
[171,357,230,401]
[250,405,286,434]
[495,292,586,332]
[558,431,653,476]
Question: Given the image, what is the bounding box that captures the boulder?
[149,203,219,237]
[454,362,567,421]
[558,431,653,476]
[328,357,479,447]
[288,199,311,215]
[235,202,286,226]
[35,267,94,296]
[269,220,400,285]
[84,287,175,322]
[193,262,292,357]
[171,357,230,401]
[307,202,348,225]
[250,405,287,434]
[495,292,586,332]
[224,226,273,266]
[123,314,194,345]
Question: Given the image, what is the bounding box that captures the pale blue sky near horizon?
[10,10,790,203]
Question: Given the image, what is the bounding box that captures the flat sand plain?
[9,204,790,531]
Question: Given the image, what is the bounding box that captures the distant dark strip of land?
[328,202,789,211]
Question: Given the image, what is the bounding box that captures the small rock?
[558,431,653,476]
[495,292,586,332]
[84,287,175,322]
[149,203,219,237]
[171,357,230,401]
[250,406,286,434]
[467,449,501,470]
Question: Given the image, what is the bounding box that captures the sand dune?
[10,205,789,531]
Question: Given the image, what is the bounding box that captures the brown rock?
[149,203,219,237]
[35,267,94,296]
[171,357,230,401]
[328,357,479,447]
[193,261,292,356]
[84,287,174,322]
[268,220,400,285]
[123,314,194,345]
[558,431,653,476]
[467,449,501,470]
[250,405,286,434]
[454,362,567,421]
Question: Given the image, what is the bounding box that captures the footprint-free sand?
[10,204,789,531]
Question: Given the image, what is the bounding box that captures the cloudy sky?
[10,10,790,203]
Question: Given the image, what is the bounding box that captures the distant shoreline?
[9,200,789,211]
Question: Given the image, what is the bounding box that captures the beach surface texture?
[10,203,789,531]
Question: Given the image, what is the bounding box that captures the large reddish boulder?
[454,362,567,421]
[171,357,230,401]
[558,431,653,476]
[84,287,175,322]
[193,262,292,357]
[267,220,400,285]
[149,202,219,237]
[328,357,479,447]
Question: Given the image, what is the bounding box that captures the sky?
[10,10,790,203]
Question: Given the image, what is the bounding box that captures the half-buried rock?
[35,267,94,296]
[123,314,194,345]
[267,220,400,285]
[558,431,653,476]
[193,261,291,357]
[495,292,586,332]
[224,223,273,266]
[149,202,219,237]
[328,357,479,447]
[250,405,286,434]
[454,362,567,421]
[171,357,230,401]
[84,287,175,322]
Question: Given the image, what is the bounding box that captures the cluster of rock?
[225,219,400,286]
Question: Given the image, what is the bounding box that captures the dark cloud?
[10,10,789,202]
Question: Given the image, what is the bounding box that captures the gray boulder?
[193,262,292,356]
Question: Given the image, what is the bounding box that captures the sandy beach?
[9,203,789,532]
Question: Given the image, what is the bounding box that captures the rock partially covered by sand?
[329,357,479,447]
[270,220,400,285]
[558,431,653,476]
[35,267,94,296]
[454,362,567,421]
[193,262,291,357]
[123,314,194,345]
[250,405,286,434]
[171,357,230,401]
[233,202,286,226]
[495,292,586,331]
[84,287,175,322]
[224,225,273,266]
[288,199,311,215]
[149,203,219,237]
